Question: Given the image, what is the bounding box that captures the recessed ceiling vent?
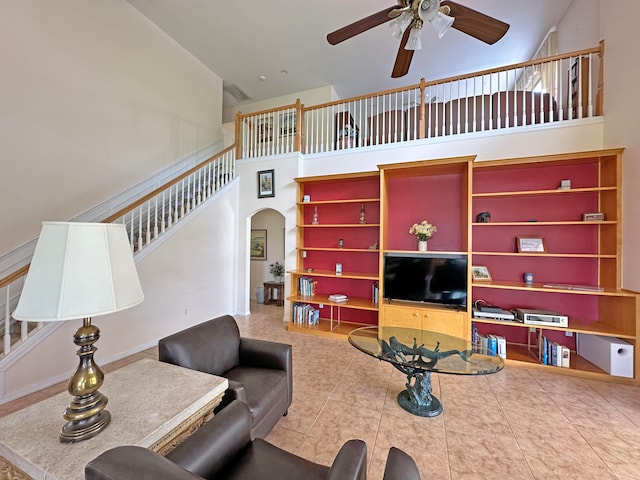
[223,83,251,102]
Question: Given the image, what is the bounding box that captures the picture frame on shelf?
[517,236,546,253]
[471,265,492,282]
[258,169,275,198]
[583,212,604,221]
[250,229,267,260]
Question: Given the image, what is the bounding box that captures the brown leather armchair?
[85,400,367,480]
[383,447,420,479]
[158,315,292,439]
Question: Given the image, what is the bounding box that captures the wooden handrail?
[0,145,236,290]
[102,145,235,224]
[0,44,605,292]
[0,265,29,289]
[301,45,603,113]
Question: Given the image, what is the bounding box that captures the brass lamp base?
[60,392,111,443]
[59,317,111,443]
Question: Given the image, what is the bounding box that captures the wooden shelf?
[383,249,468,256]
[288,294,379,311]
[298,223,380,228]
[286,318,369,339]
[471,280,632,296]
[297,198,379,205]
[472,186,617,198]
[300,247,379,253]
[472,251,616,258]
[291,269,378,281]
[472,221,616,226]
[471,317,635,339]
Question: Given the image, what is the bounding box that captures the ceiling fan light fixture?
[389,11,413,38]
[405,26,422,50]
[430,11,454,39]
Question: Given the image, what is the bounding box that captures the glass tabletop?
[348,326,504,375]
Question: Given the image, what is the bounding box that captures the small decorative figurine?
[312,206,318,225]
[359,204,366,224]
[338,238,344,249]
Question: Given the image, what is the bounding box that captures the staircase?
[0,145,237,360]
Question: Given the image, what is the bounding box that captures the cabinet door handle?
[412,313,419,317]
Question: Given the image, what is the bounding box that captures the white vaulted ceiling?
[126,0,575,116]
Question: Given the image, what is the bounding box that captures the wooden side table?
[263,282,284,306]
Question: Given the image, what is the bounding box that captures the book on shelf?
[328,293,348,302]
[291,302,320,325]
[371,282,379,304]
[298,276,318,297]
[539,334,569,367]
[496,335,507,359]
[561,345,570,368]
[470,325,506,358]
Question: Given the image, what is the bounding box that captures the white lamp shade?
[389,11,413,39]
[13,222,144,322]
[430,11,454,39]
[405,27,423,50]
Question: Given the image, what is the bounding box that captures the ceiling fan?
[327,0,510,78]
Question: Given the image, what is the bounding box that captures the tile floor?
[2,302,640,479]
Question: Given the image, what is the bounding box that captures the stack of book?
[291,303,320,325]
[371,282,379,304]
[328,293,348,303]
[298,276,318,297]
[539,335,570,367]
[472,323,506,358]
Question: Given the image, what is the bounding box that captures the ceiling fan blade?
[327,6,398,45]
[441,1,509,45]
[391,27,414,78]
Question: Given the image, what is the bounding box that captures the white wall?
[2,182,239,401]
[597,0,640,291]
[0,0,223,255]
[235,154,302,317]
[224,85,338,122]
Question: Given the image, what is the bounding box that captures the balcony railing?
[237,44,603,159]
[1,43,604,361]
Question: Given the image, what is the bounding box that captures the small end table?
[263,282,284,306]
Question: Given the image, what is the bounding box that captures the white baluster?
[4,285,10,355]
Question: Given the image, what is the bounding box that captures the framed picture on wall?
[250,229,267,260]
[258,169,275,198]
[279,112,296,136]
[257,117,273,143]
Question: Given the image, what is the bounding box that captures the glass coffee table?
[349,326,504,417]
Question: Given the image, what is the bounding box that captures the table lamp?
[13,222,144,443]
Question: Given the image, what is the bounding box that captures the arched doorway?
[250,208,285,305]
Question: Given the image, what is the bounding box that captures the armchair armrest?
[167,400,252,478]
[326,439,367,480]
[239,337,292,405]
[86,446,202,480]
[239,337,291,371]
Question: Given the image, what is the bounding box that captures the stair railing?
[0,145,236,358]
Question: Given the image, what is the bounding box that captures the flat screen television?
[383,253,468,309]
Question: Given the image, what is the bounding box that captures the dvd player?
[514,308,568,327]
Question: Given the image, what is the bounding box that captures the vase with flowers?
[409,220,437,251]
[269,261,285,283]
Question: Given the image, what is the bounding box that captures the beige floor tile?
[577,425,640,478]
[4,301,640,480]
